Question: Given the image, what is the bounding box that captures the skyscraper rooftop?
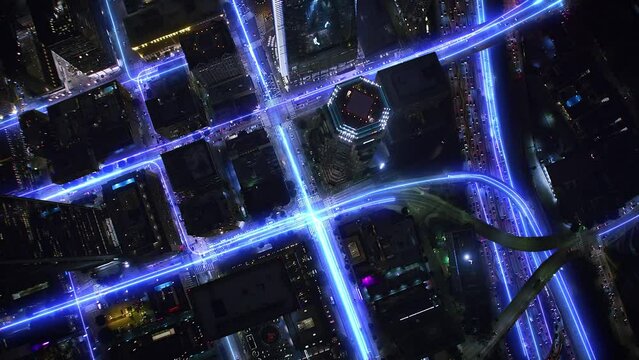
[326,77,390,144]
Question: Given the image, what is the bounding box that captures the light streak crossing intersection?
[276,125,374,359]
[0,0,615,359]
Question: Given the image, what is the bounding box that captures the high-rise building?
[16,15,63,91]
[2,1,110,94]
[180,18,257,123]
[17,108,58,158]
[226,129,291,219]
[26,0,76,46]
[25,0,115,92]
[123,0,221,60]
[272,0,357,85]
[376,53,449,116]
[309,77,391,186]
[20,99,91,184]
[0,3,21,80]
[0,77,18,114]
[19,81,140,184]
[0,195,119,269]
[102,170,180,257]
[50,34,119,91]
[0,126,35,194]
[50,81,139,161]
[161,140,239,237]
[66,0,116,64]
[325,78,390,147]
[12,17,53,95]
[338,209,462,358]
[191,241,341,356]
[0,138,20,194]
[144,68,209,139]
[25,0,75,90]
[387,0,436,42]
[375,53,460,173]
[356,0,399,57]
[180,17,238,77]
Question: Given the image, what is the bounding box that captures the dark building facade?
[49,34,117,90]
[123,0,221,59]
[0,195,118,268]
[376,52,462,173]
[0,128,35,194]
[356,0,399,57]
[525,20,639,226]
[1,0,114,95]
[25,0,115,91]
[161,140,238,237]
[273,0,357,85]
[226,129,290,219]
[12,17,58,94]
[543,65,639,225]
[192,240,341,357]
[25,0,75,90]
[191,259,298,340]
[102,170,180,257]
[387,0,437,42]
[308,77,390,187]
[338,209,462,358]
[180,18,257,123]
[66,0,116,64]
[145,68,209,139]
[19,81,139,184]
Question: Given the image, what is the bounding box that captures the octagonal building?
[327,77,391,146]
[313,77,391,187]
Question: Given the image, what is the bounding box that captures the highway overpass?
[391,191,593,252]
[461,247,579,359]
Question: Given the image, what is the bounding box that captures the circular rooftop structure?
[327,77,390,144]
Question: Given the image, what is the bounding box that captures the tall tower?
[19,81,139,184]
[25,0,76,90]
[102,170,180,257]
[0,195,119,269]
[272,0,357,85]
[180,17,257,122]
[318,77,391,186]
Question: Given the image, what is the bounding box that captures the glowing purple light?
[361,275,376,287]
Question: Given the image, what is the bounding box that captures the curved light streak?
[0,1,594,358]
[475,2,548,359]
[474,0,546,356]
[5,168,635,354]
[469,0,595,357]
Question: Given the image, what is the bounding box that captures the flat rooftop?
[375,52,449,109]
[180,18,235,69]
[161,140,220,193]
[190,259,298,340]
[345,89,375,121]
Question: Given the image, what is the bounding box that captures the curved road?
[405,191,592,251]
[333,177,639,359]
[461,247,579,359]
[350,189,590,359]
[341,187,593,251]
